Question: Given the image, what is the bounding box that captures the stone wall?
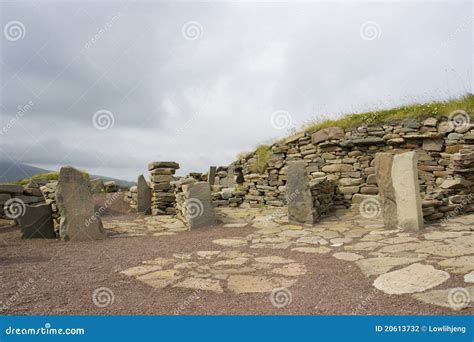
[227,116,473,221]
[39,181,60,232]
[0,182,46,219]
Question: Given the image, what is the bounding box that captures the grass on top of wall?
[303,93,474,133]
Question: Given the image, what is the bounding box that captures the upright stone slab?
[391,152,424,231]
[208,166,217,185]
[287,161,316,224]
[220,165,235,187]
[374,153,398,229]
[56,167,107,241]
[186,182,217,229]
[137,175,151,214]
[17,203,56,239]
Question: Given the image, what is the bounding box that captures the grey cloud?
[1,1,471,180]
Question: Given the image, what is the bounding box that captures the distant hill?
[0,160,135,188]
[0,160,50,183]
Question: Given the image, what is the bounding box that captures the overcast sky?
[1,0,472,181]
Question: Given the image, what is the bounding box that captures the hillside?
[0,160,135,188]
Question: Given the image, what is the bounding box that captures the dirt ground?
[0,193,472,316]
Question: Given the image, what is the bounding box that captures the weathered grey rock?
[17,203,55,239]
[90,178,104,194]
[0,184,23,194]
[287,161,316,224]
[208,166,217,185]
[187,182,217,229]
[56,167,107,241]
[220,165,235,187]
[148,161,180,170]
[391,152,424,231]
[137,175,151,214]
[374,153,398,229]
[311,127,345,144]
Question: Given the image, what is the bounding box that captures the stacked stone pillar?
[148,161,180,215]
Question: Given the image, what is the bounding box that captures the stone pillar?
[56,166,107,241]
[374,153,398,229]
[186,182,217,229]
[287,161,316,224]
[149,161,180,215]
[391,152,424,231]
[208,166,216,185]
[137,174,151,214]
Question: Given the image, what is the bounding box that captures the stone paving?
[113,208,474,311]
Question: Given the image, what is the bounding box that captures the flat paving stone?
[373,263,450,294]
[464,271,474,283]
[333,252,364,261]
[120,265,163,277]
[227,275,295,294]
[212,238,248,247]
[413,286,474,311]
[254,256,294,264]
[356,257,422,277]
[438,256,474,274]
[291,247,331,254]
[296,236,328,245]
[272,263,307,277]
[173,277,223,293]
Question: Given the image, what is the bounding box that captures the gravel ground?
[0,194,471,316]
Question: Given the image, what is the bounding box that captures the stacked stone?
[0,183,45,219]
[124,185,138,209]
[209,165,247,207]
[204,115,472,223]
[172,176,196,222]
[443,143,474,214]
[309,177,337,218]
[149,161,180,215]
[104,181,119,193]
[39,181,60,232]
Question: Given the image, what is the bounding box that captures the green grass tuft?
[304,93,474,133]
[250,144,271,174]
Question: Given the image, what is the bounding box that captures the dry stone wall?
[228,116,474,221]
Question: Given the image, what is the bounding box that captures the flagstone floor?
[112,207,474,311]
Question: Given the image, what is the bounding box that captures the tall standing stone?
[287,161,316,224]
[17,203,56,239]
[208,166,217,185]
[391,152,424,231]
[186,182,217,229]
[374,153,398,229]
[56,167,107,241]
[137,175,151,214]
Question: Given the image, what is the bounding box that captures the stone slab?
[391,152,424,231]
